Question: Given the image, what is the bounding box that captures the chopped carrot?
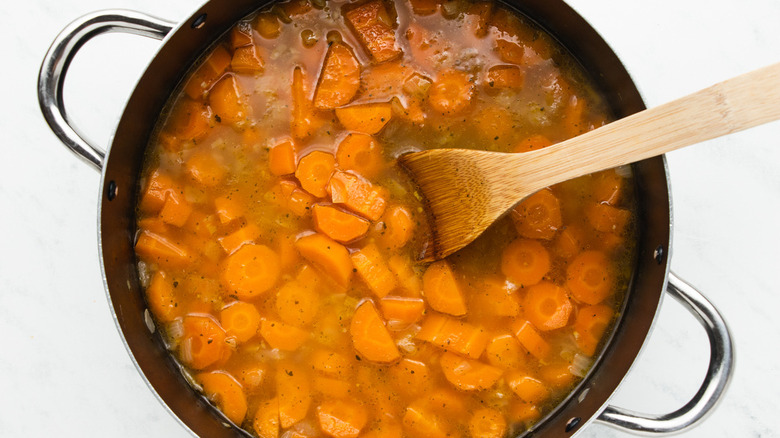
[440,351,503,391]
[422,260,467,316]
[511,319,551,360]
[220,301,261,342]
[402,404,449,438]
[295,263,323,292]
[183,210,218,238]
[391,96,427,125]
[408,0,440,15]
[343,0,402,63]
[468,408,506,438]
[377,205,414,250]
[566,250,614,305]
[416,313,489,359]
[574,304,614,356]
[470,277,520,318]
[485,65,524,93]
[218,223,262,254]
[275,280,320,326]
[472,105,515,143]
[514,134,553,153]
[277,233,301,272]
[260,319,309,350]
[336,133,385,180]
[295,233,353,287]
[255,12,281,39]
[592,168,625,205]
[164,98,212,143]
[494,38,525,65]
[180,314,230,370]
[421,388,469,418]
[209,74,250,125]
[484,332,524,369]
[281,0,313,17]
[230,21,253,48]
[197,371,248,425]
[183,45,232,99]
[361,61,414,100]
[511,189,562,240]
[387,254,422,297]
[539,361,576,389]
[291,66,327,139]
[523,281,573,331]
[350,300,400,363]
[465,1,494,37]
[231,44,265,74]
[186,150,227,187]
[328,170,388,220]
[221,244,281,299]
[313,204,370,243]
[159,190,193,227]
[253,398,280,438]
[268,140,297,176]
[296,150,336,198]
[135,230,191,268]
[351,243,397,298]
[389,358,430,398]
[146,271,180,322]
[138,216,168,235]
[233,364,267,392]
[335,103,393,135]
[311,349,353,378]
[380,296,425,330]
[316,399,369,438]
[585,202,631,234]
[288,188,315,216]
[500,238,550,287]
[314,42,361,109]
[428,69,474,116]
[507,401,541,424]
[214,195,245,224]
[313,376,354,399]
[553,224,585,259]
[139,170,176,213]
[361,418,403,438]
[276,360,312,428]
[355,366,400,418]
[507,372,549,404]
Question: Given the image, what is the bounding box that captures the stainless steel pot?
[38,1,735,436]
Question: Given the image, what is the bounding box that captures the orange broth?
[134,0,637,436]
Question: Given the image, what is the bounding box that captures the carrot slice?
[592,168,625,205]
[311,349,353,378]
[269,140,297,176]
[416,313,489,359]
[164,98,212,143]
[428,69,474,116]
[335,103,393,135]
[314,42,361,109]
[554,224,585,259]
[220,301,261,342]
[380,296,425,330]
[221,244,281,299]
[180,314,230,370]
[389,358,430,398]
[230,21,253,48]
[218,223,262,255]
[507,401,541,425]
[296,150,336,198]
[277,360,312,428]
[343,0,402,62]
[186,150,227,187]
[351,243,397,298]
[422,260,467,316]
[336,133,385,180]
[260,319,309,351]
[402,403,449,438]
[566,250,614,305]
[361,61,415,100]
[197,371,248,425]
[470,277,520,318]
[511,319,551,360]
[387,254,422,297]
[465,1,494,37]
[313,204,370,243]
[214,195,245,224]
[511,189,562,240]
[255,12,281,39]
[295,233,353,287]
[253,398,280,438]
[350,300,400,363]
[539,361,576,389]
[288,188,315,216]
[316,399,369,438]
[485,65,524,93]
[139,171,176,213]
[183,45,232,99]
[159,190,193,227]
[328,170,387,220]
[233,364,267,392]
[361,418,403,438]
[484,332,524,369]
[585,202,631,234]
[231,44,265,74]
[507,372,550,404]
[574,304,614,356]
[377,205,414,250]
[275,280,320,326]
[313,377,354,399]
[291,66,327,139]
[440,351,503,391]
[500,238,550,287]
[146,271,180,323]
[523,281,573,331]
[468,408,507,438]
[209,74,250,125]
[135,230,190,268]
[514,134,553,153]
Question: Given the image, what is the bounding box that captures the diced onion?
[569,353,593,378]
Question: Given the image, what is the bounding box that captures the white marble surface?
[2,0,779,436]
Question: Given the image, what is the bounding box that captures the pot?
[38,1,734,436]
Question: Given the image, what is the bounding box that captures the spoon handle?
[518,62,780,189]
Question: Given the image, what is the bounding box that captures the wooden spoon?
[399,62,780,261]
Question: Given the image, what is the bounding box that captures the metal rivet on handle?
[565,417,581,433]
[654,244,665,265]
[191,13,207,29]
[107,180,117,201]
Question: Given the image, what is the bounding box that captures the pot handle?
[595,272,735,435]
[37,10,175,172]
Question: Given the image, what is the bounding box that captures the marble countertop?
[2,0,779,436]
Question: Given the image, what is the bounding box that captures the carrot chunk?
[316,399,369,438]
[146,271,180,323]
[402,404,449,438]
[275,280,320,326]
[277,360,312,428]
[585,202,631,234]
[440,351,503,391]
[470,277,520,318]
[507,372,550,404]
[291,66,327,139]
[351,243,397,298]
[500,238,550,287]
[183,45,232,99]
[343,0,402,63]
[314,42,361,109]
[484,332,524,369]
[209,74,250,125]
[159,191,193,227]
[180,314,230,370]
[221,244,281,299]
[523,281,573,331]
[311,349,353,378]
[214,195,245,224]
[377,205,414,250]
[233,364,267,392]
[592,168,625,205]
[296,150,336,198]
[218,223,262,254]
[574,304,614,356]
[553,224,585,259]
[288,187,316,216]
[328,170,387,220]
[336,133,385,180]
[389,358,430,398]
[231,44,265,74]
[253,398,280,438]
[511,189,562,240]
[313,377,354,399]
[485,65,524,92]
[428,69,474,116]
[423,260,467,316]
[514,134,553,153]
[380,296,425,330]
[465,1,494,37]
[313,204,370,243]
[335,103,393,135]
[566,250,614,305]
[507,401,541,425]
[135,230,190,268]
[350,300,400,363]
[416,313,489,359]
[164,98,212,143]
[139,171,176,213]
[197,371,248,425]
[269,140,297,176]
[539,361,576,389]
[220,301,261,342]
[186,150,227,187]
[230,21,253,48]
[295,233,353,287]
[511,319,551,360]
[469,408,506,438]
[408,0,440,15]
[255,12,281,39]
[260,319,309,350]
[387,254,422,296]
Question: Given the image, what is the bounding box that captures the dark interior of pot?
[98,0,671,436]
